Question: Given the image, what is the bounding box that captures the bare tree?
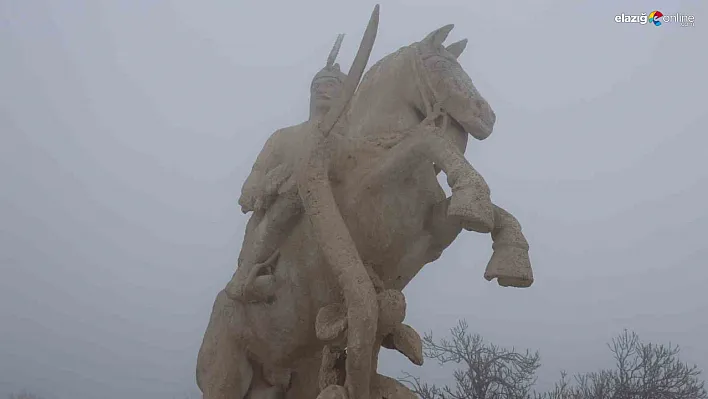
[609,329,707,399]
[536,330,707,399]
[534,370,613,399]
[400,320,541,399]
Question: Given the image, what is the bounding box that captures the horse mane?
[352,45,414,106]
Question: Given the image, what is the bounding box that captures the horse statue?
[196,6,533,399]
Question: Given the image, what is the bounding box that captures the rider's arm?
[239,130,283,213]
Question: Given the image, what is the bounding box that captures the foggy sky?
[1,1,706,398]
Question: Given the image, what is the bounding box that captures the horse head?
[413,24,496,140]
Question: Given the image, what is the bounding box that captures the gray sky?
[1,1,706,398]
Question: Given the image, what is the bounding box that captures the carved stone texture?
[197,5,534,399]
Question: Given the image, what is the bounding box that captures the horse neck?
[346,47,422,138]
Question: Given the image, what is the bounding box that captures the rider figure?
[225,35,348,303]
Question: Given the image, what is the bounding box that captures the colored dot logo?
[649,10,664,26]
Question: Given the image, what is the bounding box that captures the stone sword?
[319,4,380,137]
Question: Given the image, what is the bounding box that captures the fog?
[1,1,706,398]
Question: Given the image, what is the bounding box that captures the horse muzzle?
[455,113,495,141]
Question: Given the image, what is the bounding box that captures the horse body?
[332,43,470,286]
[197,25,531,399]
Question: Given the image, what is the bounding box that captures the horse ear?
[422,24,454,47]
[446,38,468,59]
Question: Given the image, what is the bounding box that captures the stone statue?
[196,5,533,399]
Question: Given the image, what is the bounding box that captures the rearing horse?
[335,23,533,291]
[196,22,533,399]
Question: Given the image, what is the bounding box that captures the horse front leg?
[361,125,494,233]
[360,128,533,288]
[426,199,533,288]
[383,195,533,290]
[484,205,533,287]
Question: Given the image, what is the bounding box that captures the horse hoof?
[381,323,424,366]
[317,384,348,399]
[484,245,533,288]
[448,190,494,233]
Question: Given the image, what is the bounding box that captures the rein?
[410,45,449,133]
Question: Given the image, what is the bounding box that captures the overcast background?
[1,1,706,398]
